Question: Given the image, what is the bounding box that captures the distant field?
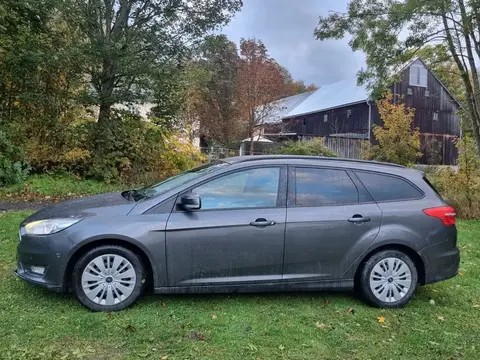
[0,211,479,359]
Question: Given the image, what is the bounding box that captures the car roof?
[224,155,422,177]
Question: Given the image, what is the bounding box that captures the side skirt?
[154,279,354,295]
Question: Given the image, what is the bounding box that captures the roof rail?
[230,155,406,168]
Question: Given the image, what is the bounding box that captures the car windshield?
[134,161,230,200]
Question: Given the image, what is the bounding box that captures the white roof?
[241,136,273,143]
[259,91,315,124]
[284,79,369,118]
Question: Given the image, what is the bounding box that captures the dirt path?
[0,200,55,212]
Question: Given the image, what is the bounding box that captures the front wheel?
[72,245,145,312]
[358,250,418,308]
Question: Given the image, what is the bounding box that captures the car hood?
[21,192,136,225]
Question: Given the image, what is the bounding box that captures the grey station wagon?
[16,156,460,311]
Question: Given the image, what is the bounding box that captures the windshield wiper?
[131,189,148,201]
[121,189,146,202]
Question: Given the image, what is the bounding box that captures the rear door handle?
[250,218,276,227]
[347,216,371,223]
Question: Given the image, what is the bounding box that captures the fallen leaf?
[429,341,440,346]
[212,314,217,319]
[324,300,331,305]
[459,271,465,276]
[346,308,355,314]
[473,305,480,308]
[377,316,385,323]
[161,302,167,309]
[438,316,445,321]
[429,299,436,305]
[316,322,326,329]
[161,356,168,360]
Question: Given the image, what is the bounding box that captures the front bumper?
[15,230,72,292]
[14,268,64,292]
[420,240,460,284]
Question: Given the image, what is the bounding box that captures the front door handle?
[347,215,371,223]
[250,218,276,227]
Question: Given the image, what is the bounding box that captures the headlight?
[24,219,81,235]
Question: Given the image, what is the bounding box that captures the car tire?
[358,249,418,308]
[72,245,146,312]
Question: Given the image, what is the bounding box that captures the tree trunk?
[95,57,116,155]
[249,133,255,155]
[95,101,112,155]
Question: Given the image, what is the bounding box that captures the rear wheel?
[72,245,145,312]
[358,249,418,308]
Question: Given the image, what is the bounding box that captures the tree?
[278,65,318,96]
[237,38,286,154]
[192,35,242,147]
[60,0,242,154]
[0,0,87,167]
[363,92,422,166]
[315,0,480,154]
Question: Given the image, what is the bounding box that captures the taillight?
[423,206,456,226]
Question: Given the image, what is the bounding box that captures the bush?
[25,109,95,176]
[362,92,422,166]
[270,138,338,157]
[0,130,29,186]
[427,136,480,219]
[89,110,205,184]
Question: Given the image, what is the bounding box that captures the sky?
[221,0,365,87]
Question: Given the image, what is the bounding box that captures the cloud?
[221,0,365,86]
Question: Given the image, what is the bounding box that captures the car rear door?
[283,166,383,281]
[165,166,287,286]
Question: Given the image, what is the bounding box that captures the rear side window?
[295,168,358,206]
[355,171,423,202]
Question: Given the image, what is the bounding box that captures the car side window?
[355,171,423,202]
[193,167,281,210]
[295,167,359,206]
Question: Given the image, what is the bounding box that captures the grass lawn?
[1,212,479,360]
[0,174,124,201]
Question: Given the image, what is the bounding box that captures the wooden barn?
[260,58,461,165]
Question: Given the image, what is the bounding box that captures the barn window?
[433,112,439,121]
[346,109,352,118]
[323,114,328,122]
[409,63,428,87]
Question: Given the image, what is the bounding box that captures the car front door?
[165,166,287,286]
[283,166,383,280]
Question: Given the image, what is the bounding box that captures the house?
[261,58,461,165]
[254,91,316,139]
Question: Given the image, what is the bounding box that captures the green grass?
[0,174,124,200]
[1,212,480,359]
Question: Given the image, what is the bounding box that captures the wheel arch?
[354,243,426,286]
[64,237,155,291]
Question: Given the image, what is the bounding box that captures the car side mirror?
[180,193,201,211]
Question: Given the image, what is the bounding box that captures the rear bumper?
[420,240,460,285]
